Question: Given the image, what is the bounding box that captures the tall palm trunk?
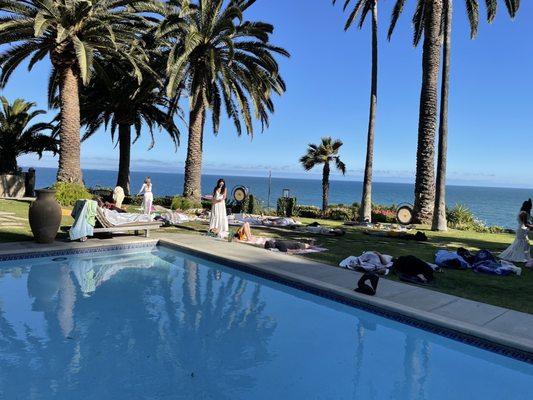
[56,64,83,184]
[183,102,205,200]
[360,0,378,223]
[322,162,330,212]
[116,123,131,195]
[0,155,17,174]
[432,0,452,231]
[412,0,443,224]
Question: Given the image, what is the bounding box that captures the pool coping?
[1,236,532,364]
[0,237,158,261]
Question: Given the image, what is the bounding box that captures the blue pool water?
[0,246,532,400]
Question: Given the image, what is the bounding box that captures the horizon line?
[23,165,533,192]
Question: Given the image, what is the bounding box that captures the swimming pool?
[0,244,532,399]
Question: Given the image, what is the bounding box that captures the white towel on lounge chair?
[100,208,152,226]
[70,200,97,241]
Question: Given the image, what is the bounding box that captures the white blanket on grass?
[230,214,300,227]
[340,252,394,275]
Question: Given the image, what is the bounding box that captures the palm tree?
[300,137,347,212]
[432,0,452,231]
[388,0,520,224]
[79,58,180,195]
[160,0,289,200]
[388,0,444,224]
[432,0,520,231]
[0,0,150,184]
[0,97,57,174]
[333,0,379,223]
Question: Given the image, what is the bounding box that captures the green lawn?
[1,199,532,314]
[0,199,73,242]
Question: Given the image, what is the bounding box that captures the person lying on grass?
[209,222,259,242]
[232,223,314,252]
[264,239,311,253]
[234,222,254,241]
[232,223,270,246]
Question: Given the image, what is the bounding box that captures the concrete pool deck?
[1,234,533,357]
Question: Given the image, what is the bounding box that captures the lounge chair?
[93,207,162,238]
[69,200,162,241]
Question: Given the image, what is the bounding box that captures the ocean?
[32,167,529,229]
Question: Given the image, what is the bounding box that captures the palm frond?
[466,0,480,38]
[484,0,497,22]
[503,0,520,17]
[300,137,345,174]
[163,0,288,138]
[388,0,406,40]
[412,0,426,46]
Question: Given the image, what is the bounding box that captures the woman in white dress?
[137,177,153,216]
[209,178,229,237]
[499,211,533,262]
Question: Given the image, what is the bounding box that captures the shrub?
[296,205,321,219]
[447,204,503,233]
[171,196,201,211]
[371,209,396,223]
[225,199,238,213]
[88,185,113,196]
[124,195,143,206]
[323,206,353,221]
[352,204,361,220]
[487,225,506,234]
[87,185,113,202]
[369,203,397,223]
[224,195,262,214]
[294,204,359,221]
[447,204,475,227]
[277,197,297,217]
[153,196,173,208]
[242,194,263,214]
[52,182,92,207]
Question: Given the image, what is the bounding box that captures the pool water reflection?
[0,246,531,400]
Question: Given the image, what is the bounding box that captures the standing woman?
[138,177,154,216]
[209,178,229,236]
[499,211,533,263]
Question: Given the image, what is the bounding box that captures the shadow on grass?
[0,231,32,242]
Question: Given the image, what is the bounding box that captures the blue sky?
[4,0,533,187]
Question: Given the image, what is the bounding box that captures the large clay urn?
[29,189,62,244]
